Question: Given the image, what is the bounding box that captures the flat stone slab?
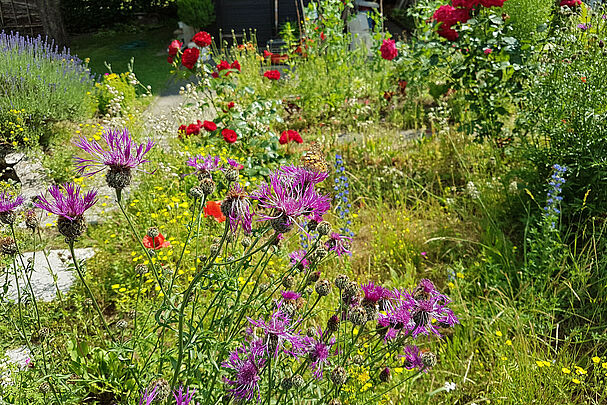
[2,248,95,303]
[0,346,30,387]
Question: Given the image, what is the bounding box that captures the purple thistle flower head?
[222,339,267,402]
[281,290,301,301]
[361,282,388,303]
[187,155,222,177]
[400,345,425,372]
[325,232,352,257]
[306,327,336,379]
[289,249,309,269]
[173,386,196,405]
[34,183,97,221]
[248,302,307,358]
[0,191,24,213]
[225,158,241,170]
[220,184,253,234]
[139,385,158,405]
[250,166,331,234]
[74,128,154,177]
[280,165,329,186]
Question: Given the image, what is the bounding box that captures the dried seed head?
[379,367,391,383]
[57,216,87,240]
[188,185,205,199]
[326,314,340,333]
[224,167,239,182]
[348,306,367,325]
[106,167,132,191]
[315,279,331,296]
[200,177,216,196]
[330,366,347,386]
[0,210,16,225]
[147,227,160,238]
[291,374,305,388]
[116,319,128,330]
[421,351,437,368]
[0,236,17,256]
[282,275,294,289]
[334,274,350,290]
[316,221,331,236]
[24,209,39,231]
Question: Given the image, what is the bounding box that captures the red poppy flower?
[204,201,226,223]
[264,70,281,80]
[178,124,187,134]
[143,232,171,249]
[264,50,273,58]
[223,101,235,112]
[211,72,219,78]
[168,40,182,56]
[182,48,200,69]
[321,32,326,41]
[192,31,212,47]
[279,131,289,144]
[203,120,217,131]
[222,128,238,143]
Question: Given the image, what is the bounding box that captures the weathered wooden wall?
[0,0,43,36]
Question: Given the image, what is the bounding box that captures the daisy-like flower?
[221,184,253,234]
[186,155,222,178]
[74,128,154,193]
[251,166,331,234]
[138,385,158,405]
[0,191,24,224]
[173,386,195,405]
[305,327,336,379]
[222,339,267,402]
[289,249,309,269]
[34,183,97,240]
[325,232,352,256]
[248,302,307,358]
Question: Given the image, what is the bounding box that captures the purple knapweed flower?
[280,165,329,186]
[305,327,336,379]
[250,166,331,234]
[74,128,154,191]
[173,386,196,405]
[222,339,267,402]
[0,191,24,224]
[281,290,302,301]
[577,23,590,30]
[325,232,352,256]
[139,385,158,405]
[187,155,222,177]
[247,302,307,358]
[221,183,253,234]
[400,345,425,372]
[289,249,309,269]
[361,282,388,304]
[34,183,97,240]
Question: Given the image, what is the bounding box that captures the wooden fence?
[0,0,43,36]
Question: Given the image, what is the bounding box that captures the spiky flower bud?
[282,275,294,289]
[311,245,328,263]
[379,367,391,383]
[188,185,205,199]
[271,214,292,233]
[421,351,437,368]
[0,210,16,225]
[136,264,148,275]
[342,281,360,300]
[224,167,239,182]
[106,167,132,191]
[348,306,367,325]
[241,236,252,248]
[38,382,50,393]
[148,378,170,402]
[330,366,347,386]
[280,377,293,391]
[327,314,340,333]
[116,319,128,330]
[147,227,160,238]
[316,221,332,236]
[58,216,87,240]
[307,271,321,285]
[0,236,17,256]
[334,274,350,290]
[315,279,331,296]
[200,177,216,196]
[24,209,39,231]
[291,374,305,388]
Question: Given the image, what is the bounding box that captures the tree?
[35,0,68,47]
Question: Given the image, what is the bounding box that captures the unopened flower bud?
[351,354,364,365]
[306,327,316,337]
[224,167,239,182]
[328,400,342,405]
[307,220,318,232]
[282,275,294,289]
[291,374,305,388]
[188,185,205,199]
[421,351,437,368]
[147,227,160,238]
[210,243,221,255]
[148,378,170,401]
[280,377,293,391]
[316,221,331,236]
[334,274,350,290]
[379,367,391,383]
[0,236,16,256]
[241,236,251,248]
[307,271,321,284]
[0,210,16,225]
[348,306,367,325]
[315,279,331,296]
[200,177,216,196]
[24,209,39,231]
[116,319,128,330]
[327,314,340,333]
[330,366,347,386]
[38,382,50,393]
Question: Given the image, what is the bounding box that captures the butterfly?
[301,143,330,173]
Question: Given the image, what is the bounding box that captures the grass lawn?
[70,22,177,94]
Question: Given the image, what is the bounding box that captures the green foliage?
[502,0,554,43]
[177,0,215,28]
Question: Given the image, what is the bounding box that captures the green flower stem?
[67,240,116,343]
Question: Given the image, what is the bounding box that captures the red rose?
[264,50,273,58]
[211,72,219,78]
[264,70,281,80]
[178,124,187,135]
[217,60,231,71]
[559,0,581,5]
[380,39,398,60]
[202,120,217,131]
[182,48,200,69]
[433,5,469,26]
[222,129,238,143]
[452,0,480,7]
[143,232,171,249]
[288,130,302,144]
[186,123,201,136]
[231,60,241,72]
[438,25,459,41]
[480,0,506,6]
[279,131,289,144]
[168,40,182,56]
[192,31,212,47]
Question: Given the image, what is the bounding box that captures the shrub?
[177,0,215,28]
[502,0,554,43]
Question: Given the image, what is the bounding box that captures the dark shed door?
[216,0,274,44]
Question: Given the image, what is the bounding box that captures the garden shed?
[0,0,43,36]
[215,0,310,45]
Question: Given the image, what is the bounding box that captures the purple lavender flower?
[187,155,222,177]
[74,128,154,191]
[251,167,331,233]
[221,184,253,234]
[139,385,158,405]
[289,249,309,269]
[248,302,307,358]
[400,345,425,372]
[34,183,97,240]
[0,191,24,224]
[173,386,196,405]
[222,339,267,402]
[325,232,352,256]
[281,290,302,301]
[305,327,336,379]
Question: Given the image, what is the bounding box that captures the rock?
[13,154,49,201]
[0,346,31,388]
[2,248,96,303]
[4,152,25,166]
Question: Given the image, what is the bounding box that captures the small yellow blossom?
[571,378,581,384]
[495,331,503,337]
[562,368,571,374]
[592,356,601,364]
[505,339,512,346]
